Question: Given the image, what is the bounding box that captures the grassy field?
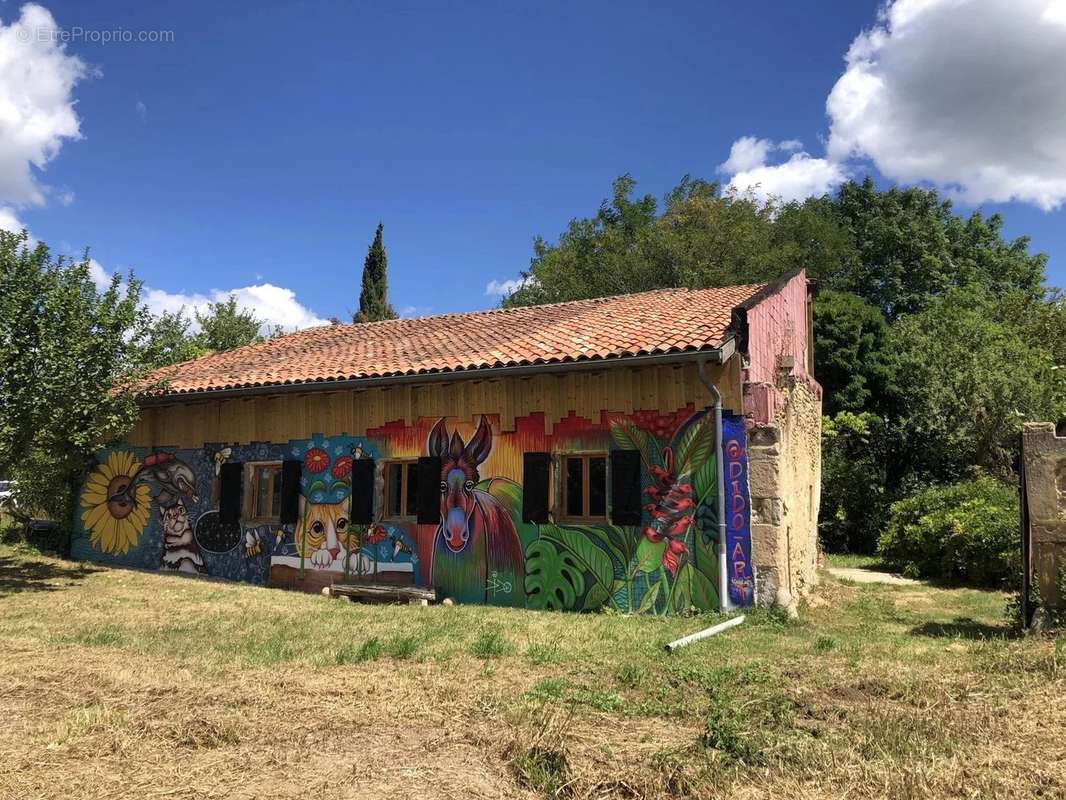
[0,545,1063,799]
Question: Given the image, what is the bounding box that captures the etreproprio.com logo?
[18,26,175,44]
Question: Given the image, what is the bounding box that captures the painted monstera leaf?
[525,539,585,610]
[541,524,615,592]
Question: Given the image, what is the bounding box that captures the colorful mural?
[72,405,754,613]
[429,417,525,606]
[723,415,755,607]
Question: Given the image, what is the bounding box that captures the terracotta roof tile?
[143,283,766,397]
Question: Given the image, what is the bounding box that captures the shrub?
[877,476,1019,587]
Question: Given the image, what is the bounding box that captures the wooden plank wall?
[129,359,743,449]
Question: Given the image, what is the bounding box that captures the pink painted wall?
[742,270,821,425]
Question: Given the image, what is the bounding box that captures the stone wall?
[1023,423,1066,608]
[747,378,822,611]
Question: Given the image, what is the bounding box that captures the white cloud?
[719,136,776,175]
[719,0,1066,211]
[485,277,525,297]
[142,282,328,333]
[0,206,26,235]
[0,4,90,207]
[135,100,147,121]
[826,0,1066,210]
[2,210,325,333]
[722,144,847,205]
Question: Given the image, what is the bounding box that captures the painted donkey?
[428,416,525,606]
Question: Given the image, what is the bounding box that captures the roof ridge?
[320,283,766,334]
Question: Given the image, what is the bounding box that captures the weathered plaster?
[747,379,822,611]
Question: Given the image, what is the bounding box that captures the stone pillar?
[746,380,822,611]
[1023,423,1066,609]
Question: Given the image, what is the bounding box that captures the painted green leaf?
[543,525,615,593]
[670,563,719,613]
[477,476,522,508]
[612,579,630,612]
[524,539,585,610]
[573,525,625,575]
[633,537,666,574]
[637,579,662,614]
[582,581,611,611]
[677,418,714,477]
[477,478,540,549]
[694,450,717,505]
[673,422,701,472]
[671,565,692,612]
[610,422,662,469]
[689,562,719,610]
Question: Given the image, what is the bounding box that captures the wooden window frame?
[556,452,609,523]
[383,459,419,522]
[244,461,283,523]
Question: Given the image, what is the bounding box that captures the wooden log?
[329,583,439,603]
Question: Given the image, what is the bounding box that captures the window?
[384,460,420,519]
[245,462,282,521]
[560,453,607,521]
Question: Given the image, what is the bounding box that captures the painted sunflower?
[80,451,150,555]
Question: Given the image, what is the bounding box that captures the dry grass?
[0,544,1063,799]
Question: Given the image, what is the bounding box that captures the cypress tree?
[353,223,397,322]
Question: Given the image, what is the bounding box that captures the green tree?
[813,290,894,416]
[819,412,889,554]
[887,288,1065,486]
[830,178,1046,318]
[505,175,809,306]
[0,231,147,523]
[193,295,278,352]
[138,309,208,369]
[353,223,397,323]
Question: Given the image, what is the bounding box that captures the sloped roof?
[143,283,767,398]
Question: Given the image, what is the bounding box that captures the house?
[72,270,821,613]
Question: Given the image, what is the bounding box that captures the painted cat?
[295,500,356,569]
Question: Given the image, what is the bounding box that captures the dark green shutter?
[279,460,302,524]
[415,456,441,524]
[219,462,243,524]
[522,452,550,523]
[610,449,642,525]
[349,458,375,524]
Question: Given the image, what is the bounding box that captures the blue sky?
[3,0,1064,329]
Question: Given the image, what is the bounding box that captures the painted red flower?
[642,446,695,576]
[364,524,387,545]
[662,539,688,576]
[331,455,352,479]
[304,447,329,473]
